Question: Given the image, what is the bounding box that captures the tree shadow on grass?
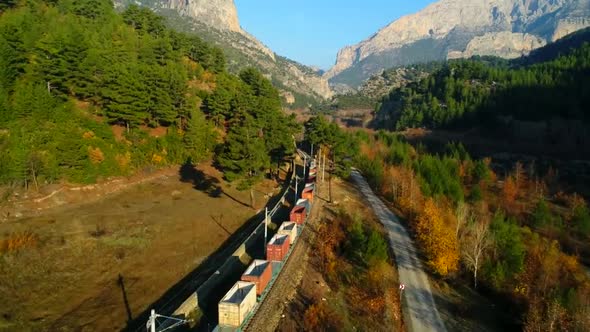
[179,159,220,195]
[179,159,250,208]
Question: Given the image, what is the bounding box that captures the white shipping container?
[218,281,257,328]
[278,221,298,244]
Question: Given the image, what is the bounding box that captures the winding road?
[350,170,447,332]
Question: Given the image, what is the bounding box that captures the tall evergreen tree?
[101,63,150,128]
[183,109,215,162]
[217,114,270,207]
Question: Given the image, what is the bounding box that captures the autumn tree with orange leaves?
[416,198,459,276]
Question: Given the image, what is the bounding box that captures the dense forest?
[302,114,590,330]
[375,38,590,130]
[0,0,297,194]
[351,131,590,331]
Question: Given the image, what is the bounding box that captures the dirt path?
[350,170,446,332]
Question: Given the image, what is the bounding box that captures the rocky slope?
[327,0,590,88]
[115,0,332,104]
[165,0,241,33]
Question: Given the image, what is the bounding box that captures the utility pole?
[146,309,188,332]
[264,207,268,255]
[303,155,307,177]
[294,176,298,204]
[329,149,334,203]
[149,310,156,332]
[320,152,326,182]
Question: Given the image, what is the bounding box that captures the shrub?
[0,231,38,254]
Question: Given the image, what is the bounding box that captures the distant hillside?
[518,27,590,64]
[114,0,332,107]
[326,0,590,88]
[372,35,590,134]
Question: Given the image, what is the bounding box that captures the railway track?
[124,164,296,332]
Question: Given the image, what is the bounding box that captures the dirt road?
[350,170,447,332]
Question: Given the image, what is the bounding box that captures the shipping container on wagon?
[278,221,298,244]
[306,175,316,184]
[266,234,290,261]
[241,260,272,296]
[305,182,314,189]
[289,205,306,224]
[296,199,311,215]
[218,281,257,328]
[302,187,314,202]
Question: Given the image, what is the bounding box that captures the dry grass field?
[0,162,282,332]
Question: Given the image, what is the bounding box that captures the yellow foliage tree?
[503,176,518,203]
[416,198,459,276]
[88,146,104,164]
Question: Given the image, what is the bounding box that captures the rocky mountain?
[114,0,332,105]
[327,0,590,88]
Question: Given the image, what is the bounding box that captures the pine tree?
[217,115,270,208]
[34,21,89,98]
[101,63,150,128]
[183,109,215,162]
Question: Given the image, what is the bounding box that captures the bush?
[469,184,483,202]
[572,205,590,237]
[532,199,553,228]
[303,301,343,331]
[0,231,38,254]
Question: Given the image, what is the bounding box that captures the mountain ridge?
[327,0,590,88]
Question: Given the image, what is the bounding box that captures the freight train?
[216,151,316,331]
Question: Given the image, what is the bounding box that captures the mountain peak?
[326,0,590,87]
[166,0,241,33]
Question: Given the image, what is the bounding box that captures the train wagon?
[289,205,306,224]
[302,186,314,202]
[309,168,317,177]
[278,221,298,244]
[218,281,257,328]
[266,234,290,261]
[296,199,311,216]
[241,260,272,296]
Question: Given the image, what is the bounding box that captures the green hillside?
[374,38,590,130]
[115,1,327,108]
[0,0,297,190]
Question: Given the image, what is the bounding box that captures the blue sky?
[234,0,435,70]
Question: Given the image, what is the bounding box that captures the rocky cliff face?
[447,32,547,59]
[327,0,590,87]
[165,0,241,33]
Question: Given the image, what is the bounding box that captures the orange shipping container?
[302,187,314,202]
[241,260,272,296]
[266,234,290,261]
[289,205,306,224]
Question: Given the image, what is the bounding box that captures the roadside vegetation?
[304,209,402,331]
[355,131,590,331]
